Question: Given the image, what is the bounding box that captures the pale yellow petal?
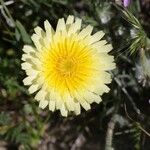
[35,90,47,101]
[54,92,65,110]
[101,62,116,71]
[36,76,45,86]
[44,20,54,34]
[56,18,66,32]
[31,34,42,51]
[21,54,31,61]
[78,25,93,39]
[89,31,105,44]
[34,26,45,37]
[74,102,81,115]
[22,45,35,53]
[81,101,91,111]
[25,69,39,76]
[98,44,113,53]
[74,92,91,111]
[64,94,74,111]
[99,71,112,84]
[49,88,56,101]
[31,57,41,66]
[60,104,68,117]
[21,62,32,70]
[90,71,112,84]
[39,100,48,109]
[43,20,53,48]
[23,76,36,85]
[49,100,55,112]
[66,15,74,24]
[68,18,82,35]
[91,41,112,53]
[28,84,41,94]
[96,54,115,70]
[94,84,110,95]
[84,91,102,104]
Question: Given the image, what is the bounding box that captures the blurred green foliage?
[0,0,150,149]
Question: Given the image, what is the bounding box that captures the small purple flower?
[123,0,131,7]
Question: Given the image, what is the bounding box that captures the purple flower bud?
[123,0,131,7]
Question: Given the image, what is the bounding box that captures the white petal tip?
[39,100,48,109]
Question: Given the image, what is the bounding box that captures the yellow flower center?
[40,36,96,96]
[56,57,77,77]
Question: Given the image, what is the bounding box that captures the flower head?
[21,15,115,116]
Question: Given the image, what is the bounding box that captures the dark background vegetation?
[0,0,150,150]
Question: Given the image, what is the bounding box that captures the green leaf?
[15,28,21,41]
[0,112,11,126]
[16,20,32,44]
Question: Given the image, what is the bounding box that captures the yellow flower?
[21,15,115,116]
